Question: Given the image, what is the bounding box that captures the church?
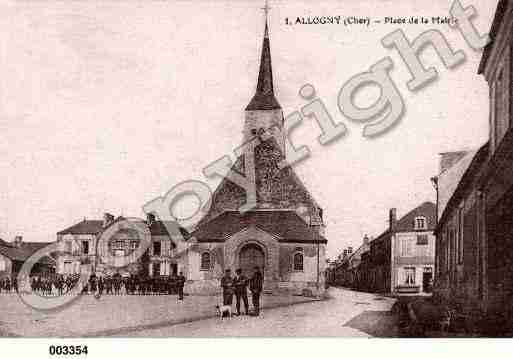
[176,13,328,296]
[54,10,328,296]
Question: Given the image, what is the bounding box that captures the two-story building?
[367,202,436,295]
[56,213,183,277]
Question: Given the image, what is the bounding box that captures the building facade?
[367,202,436,295]
[432,0,513,329]
[56,213,181,278]
[434,145,489,314]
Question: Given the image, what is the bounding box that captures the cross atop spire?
[245,0,281,111]
[262,0,270,38]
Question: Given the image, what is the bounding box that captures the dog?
[215,304,232,319]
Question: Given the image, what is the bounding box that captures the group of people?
[0,272,188,298]
[83,272,186,298]
[0,277,17,293]
[221,266,263,316]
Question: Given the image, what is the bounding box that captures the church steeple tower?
[243,0,284,152]
[245,11,281,111]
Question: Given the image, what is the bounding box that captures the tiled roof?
[437,143,489,230]
[372,201,437,243]
[478,0,508,74]
[57,220,104,235]
[191,210,327,243]
[0,241,54,263]
[197,136,322,227]
[394,201,436,232]
[57,218,188,238]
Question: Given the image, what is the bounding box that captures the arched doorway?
[239,243,265,277]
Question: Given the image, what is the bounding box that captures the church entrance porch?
[239,243,265,277]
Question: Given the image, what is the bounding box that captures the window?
[130,240,138,250]
[293,252,304,271]
[152,262,161,277]
[65,241,72,253]
[457,207,464,264]
[153,242,161,256]
[404,267,416,286]
[64,261,72,274]
[414,216,427,230]
[401,238,414,257]
[82,241,89,255]
[417,234,428,245]
[200,252,211,271]
[0,257,5,271]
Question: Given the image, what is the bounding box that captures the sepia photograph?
[0,0,511,353]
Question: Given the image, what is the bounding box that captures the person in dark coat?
[176,271,186,300]
[98,276,104,296]
[233,268,249,315]
[249,266,263,316]
[220,269,234,306]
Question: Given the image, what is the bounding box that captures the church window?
[200,252,211,271]
[293,252,304,271]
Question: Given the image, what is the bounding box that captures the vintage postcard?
[0,0,510,354]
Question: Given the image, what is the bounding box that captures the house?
[55,213,186,277]
[366,202,436,295]
[331,236,370,289]
[434,144,489,313]
[432,0,513,327]
[0,236,54,278]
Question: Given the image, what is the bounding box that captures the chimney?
[439,151,468,173]
[103,212,115,228]
[146,213,156,226]
[363,235,370,246]
[14,235,23,248]
[389,208,397,231]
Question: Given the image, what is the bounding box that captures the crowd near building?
[0,11,327,298]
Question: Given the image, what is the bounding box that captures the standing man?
[176,271,186,300]
[221,269,234,306]
[233,268,249,315]
[249,266,263,316]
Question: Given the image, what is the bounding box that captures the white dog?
[215,305,232,319]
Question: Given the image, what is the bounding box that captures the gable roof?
[0,241,54,263]
[437,143,489,230]
[57,218,188,238]
[394,201,436,232]
[196,136,322,228]
[371,201,436,244]
[191,210,327,243]
[478,0,508,74]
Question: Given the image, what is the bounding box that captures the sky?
[0,0,496,258]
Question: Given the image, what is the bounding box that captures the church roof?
[191,210,327,243]
[245,21,281,111]
[196,135,322,227]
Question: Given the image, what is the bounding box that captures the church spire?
[245,0,281,111]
